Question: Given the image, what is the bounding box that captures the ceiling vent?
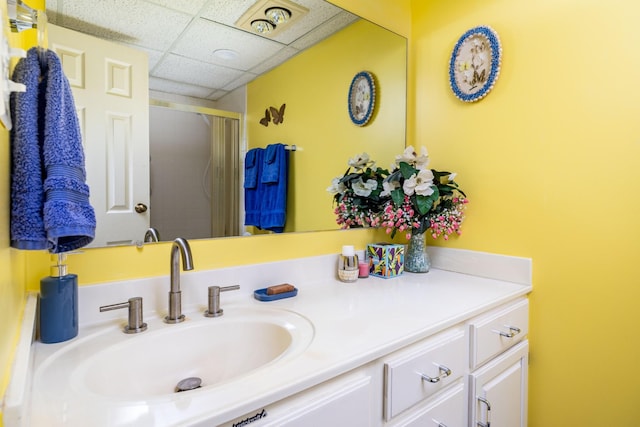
[236,0,309,38]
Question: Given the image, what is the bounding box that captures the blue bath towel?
[10,48,96,253]
[260,143,289,232]
[244,148,264,228]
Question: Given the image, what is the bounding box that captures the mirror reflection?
[45,0,407,247]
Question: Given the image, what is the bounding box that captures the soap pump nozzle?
[50,253,68,277]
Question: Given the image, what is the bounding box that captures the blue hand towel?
[10,48,96,253]
[243,148,259,189]
[260,143,289,232]
[261,143,282,184]
[244,148,264,228]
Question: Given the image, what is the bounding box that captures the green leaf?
[340,172,360,184]
[433,169,451,176]
[386,169,402,183]
[415,194,434,215]
[399,162,417,179]
[438,185,454,195]
[391,188,404,206]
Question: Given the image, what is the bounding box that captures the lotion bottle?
[39,253,78,343]
[338,245,359,283]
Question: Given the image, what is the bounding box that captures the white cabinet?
[467,298,529,427]
[220,298,529,427]
[469,341,528,427]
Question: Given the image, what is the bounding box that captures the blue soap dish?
[254,287,298,301]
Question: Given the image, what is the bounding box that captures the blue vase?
[405,231,431,273]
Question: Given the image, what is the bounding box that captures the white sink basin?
[34,306,314,400]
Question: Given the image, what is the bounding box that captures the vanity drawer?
[388,380,466,427]
[383,327,466,420]
[469,298,528,370]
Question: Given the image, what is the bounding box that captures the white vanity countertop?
[11,248,532,427]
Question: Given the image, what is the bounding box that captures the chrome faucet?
[144,227,160,242]
[165,237,194,323]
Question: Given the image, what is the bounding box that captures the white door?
[48,24,150,247]
[470,341,529,427]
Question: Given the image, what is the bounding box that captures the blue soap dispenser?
[39,253,78,343]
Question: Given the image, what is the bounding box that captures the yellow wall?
[0,130,26,412]
[413,0,640,425]
[247,19,407,232]
[0,0,42,422]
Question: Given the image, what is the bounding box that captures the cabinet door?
[469,341,528,427]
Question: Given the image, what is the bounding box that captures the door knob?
[135,203,148,213]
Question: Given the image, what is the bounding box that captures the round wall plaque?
[348,71,376,126]
[449,26,502,102]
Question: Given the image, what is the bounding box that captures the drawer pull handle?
[492,325,521,338]
[420,364,451,383]
[477,396,492,427]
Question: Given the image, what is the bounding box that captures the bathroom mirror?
[45,0,407,246]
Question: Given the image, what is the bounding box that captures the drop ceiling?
[45,0,357,101]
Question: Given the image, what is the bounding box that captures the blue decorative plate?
[449,26,502,102]
[348,71,376,126]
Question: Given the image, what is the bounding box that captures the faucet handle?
[100,297,148,334]
[204,285,240,318]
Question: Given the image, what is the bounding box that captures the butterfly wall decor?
[259,103,286,126]
[259,108,270,126]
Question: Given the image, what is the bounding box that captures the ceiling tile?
[269,0,345,44]
[149,77,214,99]
[199,0,257,26]
[249,46,299,76]
[47,0,362,101]
[171,18,285,71]
[152,54,244,89]
[207,89,231,101]
[143,0,209,15]
[47,0,192,51]
[119,42,165,71]
[291,12,358,51]
[222,71,259,91]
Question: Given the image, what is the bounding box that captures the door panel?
[49,24,149,247]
